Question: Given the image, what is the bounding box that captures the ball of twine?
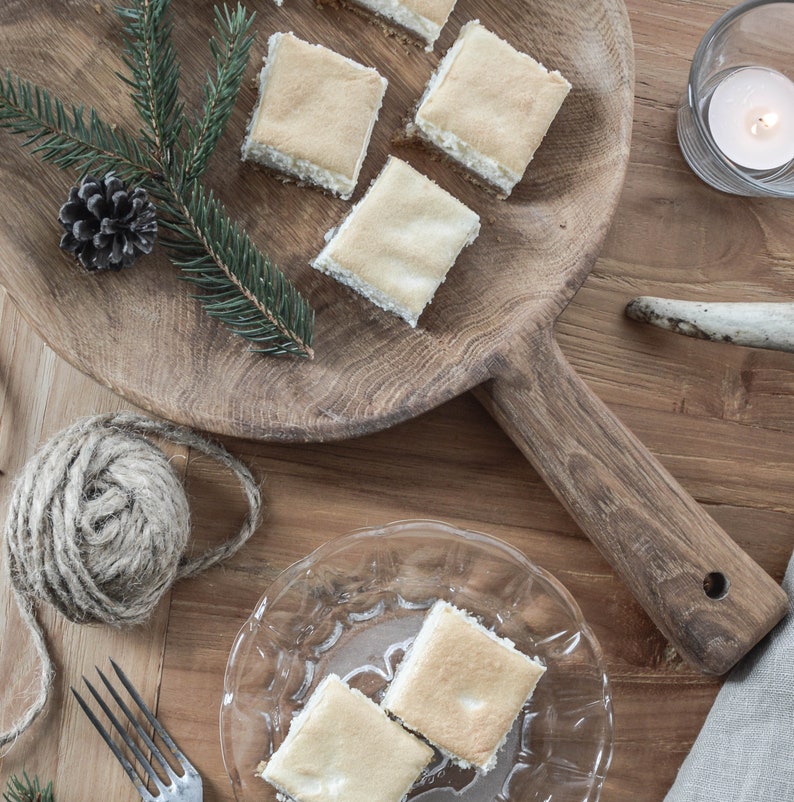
[1,411,261,750]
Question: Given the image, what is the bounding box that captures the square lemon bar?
[261,674,433,802]
[346,0,458,49]
[312,156,480,327]
[382,600,546,773]
[241,33,387,199]
[412,21,571,196]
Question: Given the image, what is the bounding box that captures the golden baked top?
[248,33,386,178]
[319,157,479,317]
[382,600,546,769]
[416,21,571,175]
[263,674,433,802]
[401,0,458,27]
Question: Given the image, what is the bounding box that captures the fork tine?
[79,674,167,794]
[96,665,176,779]
[70,685,157,802]
[109,658,193,769]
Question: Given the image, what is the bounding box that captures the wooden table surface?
[2,0,793,800]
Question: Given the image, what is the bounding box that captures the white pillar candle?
[707,67,794,170]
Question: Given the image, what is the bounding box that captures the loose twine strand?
[0,411,262,751]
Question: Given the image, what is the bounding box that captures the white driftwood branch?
[625,297,794,353]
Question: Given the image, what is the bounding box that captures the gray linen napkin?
[664,550,794,802]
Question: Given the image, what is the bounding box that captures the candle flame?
[750,112,779,136]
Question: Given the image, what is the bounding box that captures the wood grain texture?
[478,327,787,674]
[1,0,794,801]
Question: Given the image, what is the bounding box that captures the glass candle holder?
[677,0,794,197]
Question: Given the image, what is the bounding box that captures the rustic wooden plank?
[156,389,794,802]
[0,293,168,802]
[560,281,794,434]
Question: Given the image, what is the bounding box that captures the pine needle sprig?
[116,0,184,161]
[0,0,316,357]
[2,772,54,802]
[159,182,315,357]
[181,3,256,183]
[0,70,154,183]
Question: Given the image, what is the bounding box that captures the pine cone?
[58,173,157,271]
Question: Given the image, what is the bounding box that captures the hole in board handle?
[703,572,730,600]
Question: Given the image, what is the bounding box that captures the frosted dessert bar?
[382,600,546,773]
[411,20,571,196]
[261,674,433,802]
[345,0,458,49]
[312,156,480,327]
[241,32,387,199]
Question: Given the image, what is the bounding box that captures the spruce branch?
[116,0,184,160]
[181,3,256,183]
[159,181,315,357]
[0,70,154,183]
[2,772,54,802]
[0,0,316,357]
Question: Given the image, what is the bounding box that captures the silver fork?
[71,659,203,802]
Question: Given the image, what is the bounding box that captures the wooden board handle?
[478,327,787,674]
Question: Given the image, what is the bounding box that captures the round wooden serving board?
[0,0,787,674]
[1,0,626,441]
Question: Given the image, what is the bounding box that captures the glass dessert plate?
[220,520,613,802]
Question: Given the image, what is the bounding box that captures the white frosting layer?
[351,0,440,46]
[242,138,357,198]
